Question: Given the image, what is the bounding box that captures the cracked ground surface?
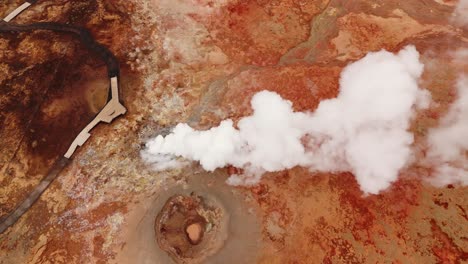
[0,0,467,263]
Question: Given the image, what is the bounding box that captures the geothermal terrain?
[0,0,467,263]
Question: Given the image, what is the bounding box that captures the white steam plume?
[452,0,468,27]
[142,45,430,194]
[427,76,468,186]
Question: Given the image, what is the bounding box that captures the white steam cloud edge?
[452,0,468,27]
[427,76,468,186]
[142,45,434,195]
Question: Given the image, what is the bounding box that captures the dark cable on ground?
[0,2,125,234]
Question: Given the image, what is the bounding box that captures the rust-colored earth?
[0,0,467,263]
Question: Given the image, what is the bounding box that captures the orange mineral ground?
[0,0,467,263]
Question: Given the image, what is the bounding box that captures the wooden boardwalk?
[0,1,126,233]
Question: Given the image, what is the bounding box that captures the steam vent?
[0,0,467,263]
[155,192,235,263]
